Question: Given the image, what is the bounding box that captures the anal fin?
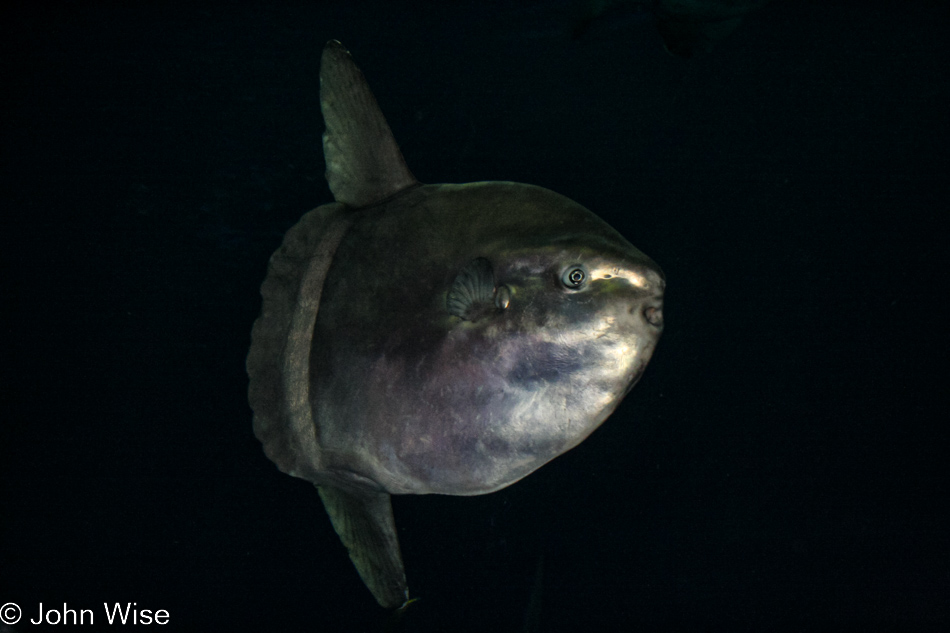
[317,485,409,609]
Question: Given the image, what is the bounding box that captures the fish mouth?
[642,301,664,330]
[622,263,664,333]
[635,263,665,332]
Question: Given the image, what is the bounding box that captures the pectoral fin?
[447,257,510,320]
[317,485,409,609]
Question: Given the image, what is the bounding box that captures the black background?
[2,1,948,631]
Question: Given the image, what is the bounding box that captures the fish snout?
[630,266,665,331]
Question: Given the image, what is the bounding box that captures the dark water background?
[2,1,948,631]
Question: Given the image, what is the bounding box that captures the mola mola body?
[247,41,664,609]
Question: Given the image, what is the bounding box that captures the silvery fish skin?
[247,41,665,609]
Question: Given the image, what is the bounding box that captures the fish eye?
[561,266,587,289]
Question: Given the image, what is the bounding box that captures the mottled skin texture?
[309,182,664,495]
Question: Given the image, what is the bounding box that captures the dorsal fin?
[320,40,417,207]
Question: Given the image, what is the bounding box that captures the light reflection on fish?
[247,40,665,608]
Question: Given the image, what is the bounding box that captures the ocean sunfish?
[247,40,665,608]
